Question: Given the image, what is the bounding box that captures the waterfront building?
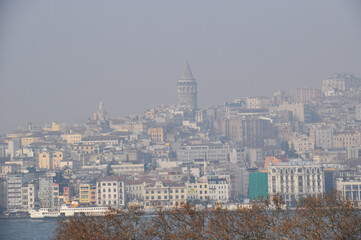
[268,160,325,207]
[186,179,209,202]
[96,175,126,207]
[207,176,229,203]
[249,171,268,201]
[6,175,23,210]
[38,177,53,208]
[79,184,91,204]
[143,181,187,209]
[336,177,361,204]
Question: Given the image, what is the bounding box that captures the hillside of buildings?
[1,73,361,213]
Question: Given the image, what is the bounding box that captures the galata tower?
[177,56,198,108]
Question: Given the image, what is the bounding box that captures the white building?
[268,160,325,207]
[207,176,229,203]
[111,163,144,175]
[336,178,361,204]
[176,144,230,163]
[6,175,23,210]
[96,175,126,207]
[310,126,333,149]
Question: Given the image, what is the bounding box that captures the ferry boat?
[29,204,110,219]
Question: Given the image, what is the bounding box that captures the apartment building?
[207,176,229,203]
[96,175,126,207]
[143,181,187,209]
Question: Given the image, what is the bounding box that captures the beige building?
[333,132,361,149]
[21,135,42,147]
[186,180,209,202]
[148,127,164,142]
[79,184,91,204]
[278,103,313,123]
[290,135,315,155]
[143,181,187,209]
[110,121,145,133]
[38,151,63,170]
[61,134,82,144]
[246,97,271,109]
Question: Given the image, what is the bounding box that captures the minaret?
[177,55,198,108]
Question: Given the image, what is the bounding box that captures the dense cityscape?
[1,59,361,216]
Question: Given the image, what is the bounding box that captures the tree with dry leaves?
[54,193,361,240]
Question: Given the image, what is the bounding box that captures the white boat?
[28,208,60,219]
[29,205,110,219]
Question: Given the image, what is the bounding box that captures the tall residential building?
[6,175,23,210]
[177,56,198,108]
[38,177,53,208]
[221,116,275,148]
[290,88,322,103]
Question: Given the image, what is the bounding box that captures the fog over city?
[1,0,361,131]
[3,2,361,238]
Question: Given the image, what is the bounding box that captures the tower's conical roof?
[180,56,195,80]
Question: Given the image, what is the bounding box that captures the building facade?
[96,175,126,207]
[268,161,325,207]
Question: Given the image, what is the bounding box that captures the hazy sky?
[1,0,361,132]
